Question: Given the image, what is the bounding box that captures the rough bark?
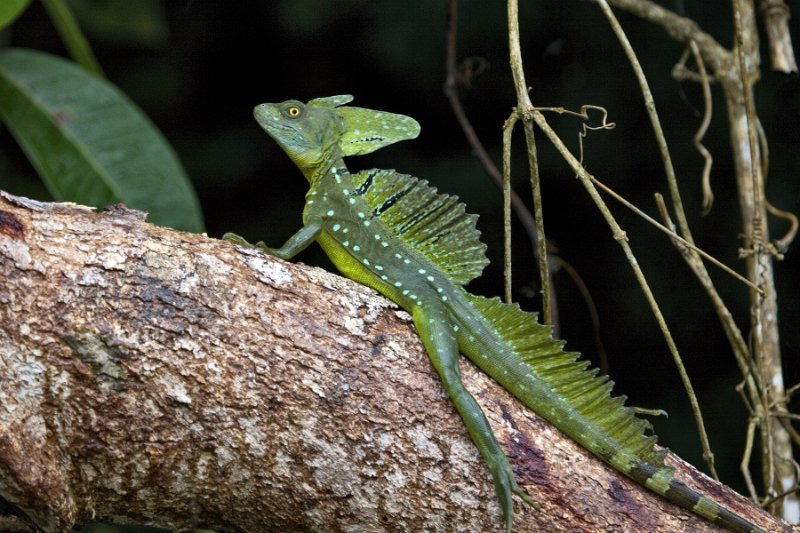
[0,191,787,532]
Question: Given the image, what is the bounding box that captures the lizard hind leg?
[411,302,536,532]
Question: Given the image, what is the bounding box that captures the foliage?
[0,0,203,233]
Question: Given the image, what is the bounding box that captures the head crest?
[308,95,354,108]
[309,95,420,156]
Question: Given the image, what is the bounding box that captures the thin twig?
[777,415,800,448]
[686,41,716,216]
[655,193,762,387]
[766,202,799,253]
[741,415,760,501]
[610,0,778,434]
[755,117,799,252]
[524,95,721,483]
[591,176,761,293]
[502,115,517,304]
[443,0,538,250]
[443,0,559,329]
[503,0,556,325]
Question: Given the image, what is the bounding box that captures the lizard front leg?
[223,215,323,260]
[412,302,535,533]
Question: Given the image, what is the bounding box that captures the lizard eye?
[287,106,302,118]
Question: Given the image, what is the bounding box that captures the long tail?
[449,290,763,533]
[628,458,763,533]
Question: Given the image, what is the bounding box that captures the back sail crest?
[351,169,489,285]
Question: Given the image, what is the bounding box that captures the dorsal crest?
[351,169,488,285]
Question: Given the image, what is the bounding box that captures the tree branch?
[0,191,784,532]
[606,0,732,74]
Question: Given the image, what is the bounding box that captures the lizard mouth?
[253,104,304,147]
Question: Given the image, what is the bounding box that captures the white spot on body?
[353,245,361,252]
[332,224,341,231]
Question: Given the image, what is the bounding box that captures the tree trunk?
[720,77,795,519]
[0,191,785,532]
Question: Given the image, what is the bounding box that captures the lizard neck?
[309,158,349,189]
[298,144,345,184]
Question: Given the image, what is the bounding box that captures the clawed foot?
[222,232,273,254]
[492,459,539,533]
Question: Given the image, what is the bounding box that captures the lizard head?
[254,99,341,179]
[254,96,420,180]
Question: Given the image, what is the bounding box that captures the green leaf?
[0,48,204,232]
[0,0,31,29]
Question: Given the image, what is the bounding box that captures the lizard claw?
[490,459,538,533]
[223,232,274,255]
[222,232,253,246]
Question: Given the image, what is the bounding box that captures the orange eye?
[287,106,301,118]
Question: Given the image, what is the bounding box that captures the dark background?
[2,0,799,527]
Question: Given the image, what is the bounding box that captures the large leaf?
[0,48,204,232]
[0,0,31,29]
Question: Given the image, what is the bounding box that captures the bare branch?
[0,191,784,532]
[606,0,732,73]
[759,0,797,73]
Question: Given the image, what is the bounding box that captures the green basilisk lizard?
[225,95,763,533]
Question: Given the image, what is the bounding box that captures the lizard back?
[351,168,488,285]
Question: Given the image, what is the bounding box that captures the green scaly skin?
[225,96,764,533]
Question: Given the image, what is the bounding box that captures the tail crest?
[462,292,764,533]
